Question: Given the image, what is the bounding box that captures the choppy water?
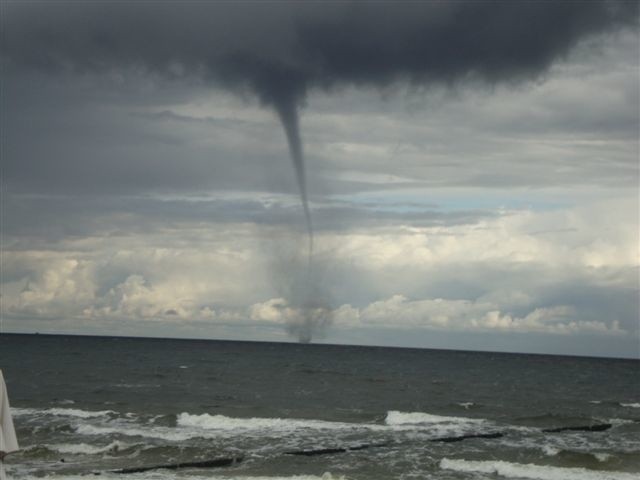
[1,334,638,479]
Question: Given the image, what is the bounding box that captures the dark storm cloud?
[3,1,637,101]
[2,0,637,198]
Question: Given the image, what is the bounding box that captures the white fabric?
[0,369,19,480]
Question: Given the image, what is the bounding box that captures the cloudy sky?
[1,1,638,358]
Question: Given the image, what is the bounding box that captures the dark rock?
[286,447,348,456]
[285,443,389,456]
[542,424,612,433]
[112,456,242,474]
[431,432,504,443]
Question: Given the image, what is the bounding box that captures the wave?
[76,415,368,443]
[440,458,637,480]
[608,418,635,426]
[594,453,613,462]
[509,413,630,431]
[541,445,560,456]
[541,448,616,464]
[588,401,640,408]
[47,441,129,455]
[177,412,368,433]
[384,410,485,426]
[11,407,41,416]
[75,423,193,442]
[12,407,115,418]
[72,410,494,442]
[179,411,490,434]
[540,446,613,462]
[16,406,490,433]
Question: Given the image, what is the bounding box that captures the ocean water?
[0,333,638,480]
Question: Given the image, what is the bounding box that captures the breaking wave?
[69,409,496,443]
[12,407,116,419]
[75,423,192,442]
[46,441,129,455]
[440,458,638,480]
[177,412,367,433]
[384,410,485,426]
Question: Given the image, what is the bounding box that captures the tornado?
[273,97,314,262]
[274,96,324,343]
[273,96,323,342]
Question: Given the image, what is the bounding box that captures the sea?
[0,333,638,480]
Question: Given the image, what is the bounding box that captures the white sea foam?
[541,445,560,456]
[385,410,484,426]
[11,407,40,416]
[48,441,128,455]
[608,417,635,426]
[46,408,115,418]
[12,407,114,418]
[177,413,369,433]
[179,411,488,436]
[73,410,493,442]
[594,453,613,462]
[540,447,612,462]
[619,403,640,408]
[75,423,193,442]
[440,458,637,480]
[76,415,364,443]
